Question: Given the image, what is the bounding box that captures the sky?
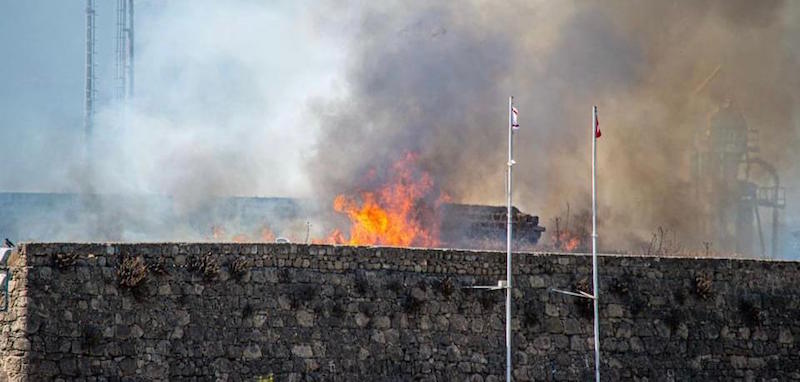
[0,0,346,197]
[0,1,86,192]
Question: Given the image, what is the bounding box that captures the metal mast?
[116,0,135,102]
[128,0,134,99]
[505,96,515,382]
[115,0,125,101]
[84,0,96,148]
[549,107,603,380]
[591,106,601,382]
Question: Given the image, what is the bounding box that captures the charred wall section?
[1,243,799,381]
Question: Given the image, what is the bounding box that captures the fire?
[315,229,345,245]
[323,153,442,247]
[555,230,582,252]
[260,227,276,242]
[210,225,226,241]
[553,229,587,252]
[550,209,590,252]
[208,225,277,243]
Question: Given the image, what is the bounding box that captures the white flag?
[511,106,519,130]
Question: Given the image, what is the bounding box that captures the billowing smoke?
[86,1,349,240]
[0,1,345,242]
[93,1,344,201]
[308,0,800,255]
[2,1,798,256]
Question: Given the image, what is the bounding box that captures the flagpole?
[505,96,514,382]
[591,105,601,382]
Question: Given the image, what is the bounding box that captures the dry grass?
[117,256,148,288]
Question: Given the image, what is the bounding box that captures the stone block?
[291,344,313,358]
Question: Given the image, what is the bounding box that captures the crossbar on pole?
[549,287,594,300]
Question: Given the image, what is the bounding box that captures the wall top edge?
[13,242,797,264]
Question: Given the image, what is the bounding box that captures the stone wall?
[1,243,799,381]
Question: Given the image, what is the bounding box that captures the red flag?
[595,113,602,138]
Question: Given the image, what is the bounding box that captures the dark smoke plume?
[309,0,800,254]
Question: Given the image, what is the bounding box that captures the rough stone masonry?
[0,243,799,381]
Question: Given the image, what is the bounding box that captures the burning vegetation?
[315,153,545,249]
[207,226,277,243]
[550,206,592,252]
[319,153,444,247]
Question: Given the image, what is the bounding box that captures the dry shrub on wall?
[229,256,249,280]
[54,252,80,269]
[694,273,714,300]
[190,252,220,280]
[117,256,148,288]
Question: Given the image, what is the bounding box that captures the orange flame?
[208,225,277,243]
[260,227,276,242]
[554,230,582,252]
[210,225,226,241]
[323,153,442,247]
[563,236,581,252]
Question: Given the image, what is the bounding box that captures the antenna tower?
[84,0,96,145]
[116,0,135,102]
